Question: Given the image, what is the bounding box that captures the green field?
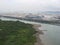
[0,20,36,45]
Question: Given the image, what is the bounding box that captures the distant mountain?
[41,11,60,14]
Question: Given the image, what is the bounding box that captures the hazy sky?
[0,0,60,13]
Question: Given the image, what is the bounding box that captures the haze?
[0,0,60,13]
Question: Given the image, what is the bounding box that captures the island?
[0,20,37,45]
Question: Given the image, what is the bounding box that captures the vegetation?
[0,20,36,45]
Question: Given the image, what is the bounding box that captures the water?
[0,17,60,45]
[39,24,60,45]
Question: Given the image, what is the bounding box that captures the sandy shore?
[32,24,44,45]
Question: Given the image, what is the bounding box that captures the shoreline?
[32,24,44,45]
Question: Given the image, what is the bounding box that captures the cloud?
[0,0,60,13]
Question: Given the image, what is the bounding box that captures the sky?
[0,0,60,13]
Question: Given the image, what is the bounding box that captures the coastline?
[32,24,44,45]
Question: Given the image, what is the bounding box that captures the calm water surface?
[39,24,60,45]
